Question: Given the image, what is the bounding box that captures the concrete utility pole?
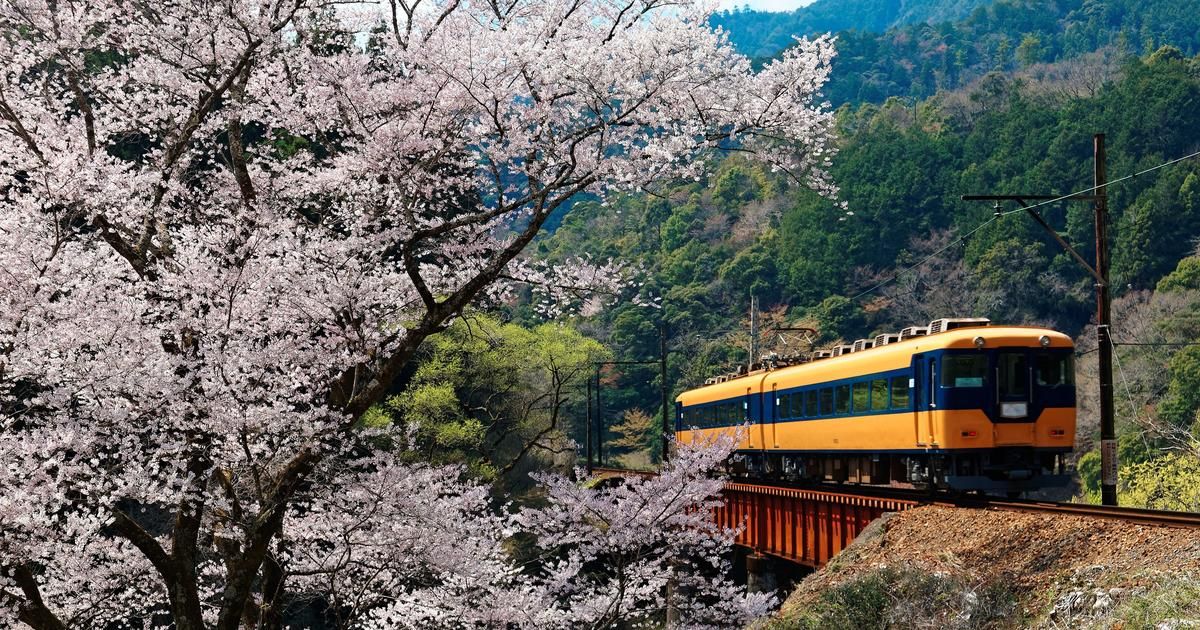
[963,132,1118,506]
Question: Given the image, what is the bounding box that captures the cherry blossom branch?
[5,563,66,630]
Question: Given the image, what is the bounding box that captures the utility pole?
[963,132,1118,505]
[749,293,759,370]
[591,358,662,470]
[1095,134,1118,506]
[660,320,670,464]
[595,366,603,467]
[586,373,593,473]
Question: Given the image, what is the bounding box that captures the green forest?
[392,0,1200,509]
[716,0,1200,104]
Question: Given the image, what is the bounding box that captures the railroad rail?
[956,495,1200,529]
[777,481,1200,529]
[587,467,1200,568]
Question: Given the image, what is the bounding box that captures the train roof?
[676,324,1072,406]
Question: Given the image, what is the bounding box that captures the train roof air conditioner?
[899,326,929,339]
[874,333,901,346]
[852,338,875,352]
[928,317,991,334]
[831,344,854,356]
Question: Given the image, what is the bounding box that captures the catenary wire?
[994,149,1200,217]
[850,149,1200,302]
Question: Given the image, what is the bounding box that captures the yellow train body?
[675,324,1077,492]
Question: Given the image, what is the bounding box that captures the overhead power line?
[994,148,1200,218]
[850,148,1200,303]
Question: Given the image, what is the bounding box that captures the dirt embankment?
[773,506,1200,628]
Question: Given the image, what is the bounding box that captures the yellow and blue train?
[676,319,1076,493]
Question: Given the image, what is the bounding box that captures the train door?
[769,384,778,449]
[911,353,936,447]
[994,350,1036,445]
[743,387,753,449]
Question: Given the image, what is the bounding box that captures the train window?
[1036,353,1074,387]
[835,385,850,414]
[852,382,870,412]
[999,352,1028,397]
[778,394,789,419]
[791,393,804,418]
[871,379,889,410]
[806,391,818,417]
[820,388,833,416]
[890,376,910,409]
[942,354,987,387]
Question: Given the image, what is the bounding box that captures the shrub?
[773,566,1017,629]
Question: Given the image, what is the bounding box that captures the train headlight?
[1039,335,1051,347]
[973,336,986,348]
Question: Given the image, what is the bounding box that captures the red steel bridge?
[590,468,1200,571]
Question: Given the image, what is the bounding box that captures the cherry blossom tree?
[0,0,835,626]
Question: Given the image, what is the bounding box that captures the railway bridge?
[590,468,1200,579]
[591,468,918,569]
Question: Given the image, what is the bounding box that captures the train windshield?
[998,352,1028,398]
[1036,353,1075,387]
[942,355,987,388]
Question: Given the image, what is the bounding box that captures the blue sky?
[720,0,816,11]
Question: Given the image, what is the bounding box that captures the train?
[675,318,1076,495]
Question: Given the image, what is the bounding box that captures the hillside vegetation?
[527,49,1200,503]
[715,0,994,59]
[716,0,1200,104]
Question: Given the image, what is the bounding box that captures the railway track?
[797,481,1200,529]
[588,467,1200,529]
[964,496,1200,528]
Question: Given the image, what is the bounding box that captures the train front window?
[1036,353,1074,387]
[998,352,1028,398]
[942,354,987,388]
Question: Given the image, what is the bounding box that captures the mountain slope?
[714,0,996,59]
[719,0,1200,107]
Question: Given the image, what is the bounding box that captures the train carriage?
[676,319,1076,494]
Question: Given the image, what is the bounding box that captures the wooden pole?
[1095,133,1118,506]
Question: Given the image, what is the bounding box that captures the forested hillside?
[527,49,1200,499]
[717,0,1200,104]
[715,0,994,59]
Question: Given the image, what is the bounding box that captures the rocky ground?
[767,505,1200,629]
